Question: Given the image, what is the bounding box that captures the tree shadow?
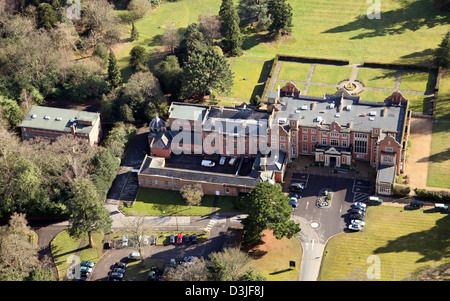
[373,214,450,263]
[322,0,450,39]
[250,60,272,101]
[419,147,450,163]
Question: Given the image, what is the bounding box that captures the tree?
[107,50,122,88]
[161,22,181,54]
[180,49,234,100]
[66,178,112,247]
[130,21,139,41]
[241,182,300,244]
[267,0,293,37]
[37,3,57,30]
[180,184,204,208]
[207,247,265,281]
[218,0,243,56]
[434,31,450,68]
[127,0,152,19]
[238,0,270,28]
[129,45,149,72]
[198,9,222,43]
[122,215,148,264]
[154,55,183,96]
[0,213,39,281]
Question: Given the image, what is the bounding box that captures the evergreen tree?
[107,50,122,88]
[129,45,149,72]
[180,49,234,100]
[434,31,450,68]
[130,21,139,41]
[37,3,58,30]
[267,0,293,37]
[218,0,243,56]
[241,182,301,244]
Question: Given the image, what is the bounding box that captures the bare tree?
[167,257,209,281]
[180,184,204,208]
[160,22,180,53]
[0,213,39,281]
[198,7,221,43]
[122,214,148,265]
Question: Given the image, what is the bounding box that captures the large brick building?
[140,89,411,196]
[19,105,102,146]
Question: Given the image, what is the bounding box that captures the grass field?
[121,187,238,216]
[51,230,105,280]
[427,72,450,189]
[356,67,398,89]
[278,61,311,81]
[319,206,450,281]
[248,230,302,281]
[228,59,269,100]
[311,64,353,84]
[114,0,449,92]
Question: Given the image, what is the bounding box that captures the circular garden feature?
[316,188,334,208]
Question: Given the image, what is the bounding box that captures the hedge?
[414,188,450,203]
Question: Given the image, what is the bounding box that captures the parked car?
[348,223,363,231]
[109,272,123,280]
[350,208,365,215]
[368,196,383,205]
[183,234,190,243]
[114,262,127,269]
[434,203,449,212]
[177,233,183,245]
[127,252,141,260]
[349,213,364,220]
[409,201,424,209]
[191,234,197,244]
[288,197,298,208]
[228,156,238,166]
[352,204,366,211]
[289,192,302,199]
[289,183,305,191]
[81,261,94,268]
[351,219,365,227]
[150,235,157,245]
[122,234,128,247]
[113,267,126,274]
[169,234,175,244]
[219,156,227,165]
[80,266,92,274]
[353,202,367,208]
[201,160,215,167]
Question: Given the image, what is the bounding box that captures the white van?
[127,252,141,260]
[201,160,215,167]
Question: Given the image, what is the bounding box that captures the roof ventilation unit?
[316,116,323,123]
[31,114,37,119]
[44,116,50,120]
[345,105,352,111]
[56,117,62,121]
[369,117,375,121]
[329,103,335,109]
[369,111,376,116]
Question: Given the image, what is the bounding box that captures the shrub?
[414,188,450,202]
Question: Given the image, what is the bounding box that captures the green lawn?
[426,73,450,189]
[121,187,239,216]
[277,61,311,82]
[401,92,430,113]
[311,64,353,85]
[306,84,338,97]
[356,67,398,89]
[51,230,105,280]
[319,206,450,281]
[359,89,392,103]
[399,71,432,92]
[228,59,268,100]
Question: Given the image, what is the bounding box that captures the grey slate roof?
[273,95,407,142]
[377,164,396,184]
[139,155,264,187]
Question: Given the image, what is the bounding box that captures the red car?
[176,233,183,245]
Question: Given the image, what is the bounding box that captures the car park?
[81,261,95,268]
[352,204,366,211]
[350,208,365,215]
[353,202,367,208]
[177,233,183,244]
[169,234,175,245]
[112,267,126,274]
